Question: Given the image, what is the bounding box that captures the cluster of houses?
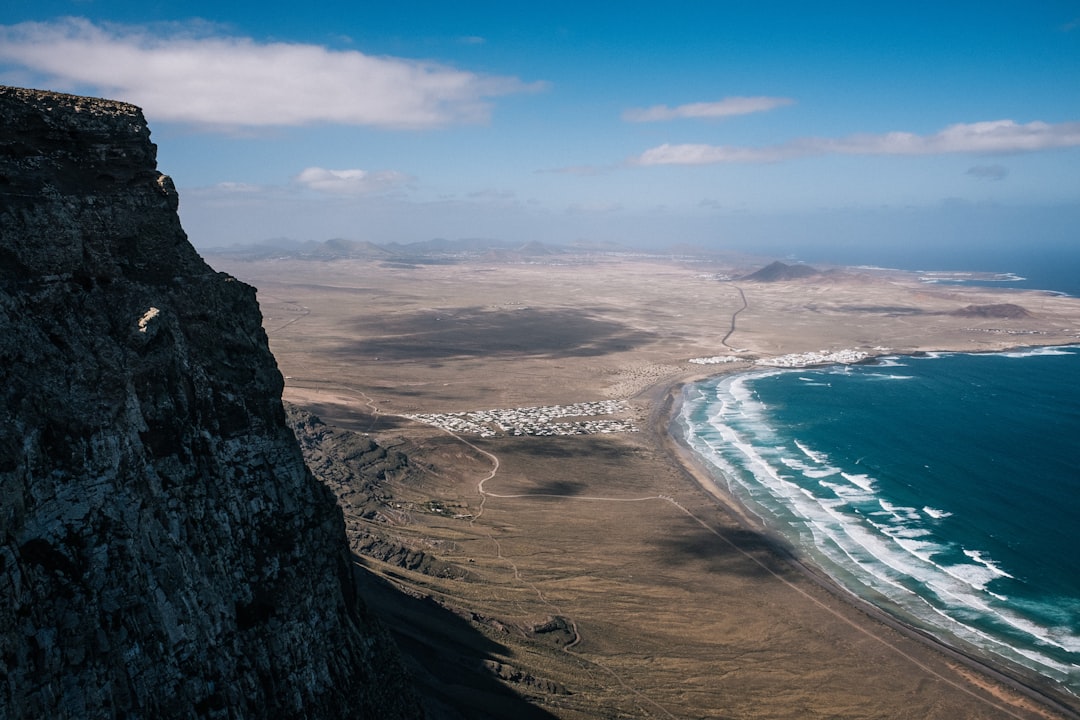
[689,355,744,365]
[689,349,877,369]
[963,327,1053,336]
[406,400,638,438]
[755,348,871,368]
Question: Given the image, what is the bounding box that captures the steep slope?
[0,86,420,719]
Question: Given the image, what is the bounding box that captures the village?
[689,348,875,368]
[754,348,872,367]
[406,399,639,438]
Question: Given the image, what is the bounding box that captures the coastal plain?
[212,252,1080,719]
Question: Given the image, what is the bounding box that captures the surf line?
[658,492,1045,720]
[436,420,1039,720]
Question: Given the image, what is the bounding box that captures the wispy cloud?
[634,119,1080,165]
[0,18,542,130]
[294,167,411,195]
[622,96,794,122]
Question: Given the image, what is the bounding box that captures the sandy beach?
[212,252,1080,718]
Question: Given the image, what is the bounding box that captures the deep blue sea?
[677,254,1080,696]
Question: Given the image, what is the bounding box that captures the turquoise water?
[677,347,1080,695]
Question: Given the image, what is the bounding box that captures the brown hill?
[741,260,820,281]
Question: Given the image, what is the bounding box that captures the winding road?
[721,284,748,349]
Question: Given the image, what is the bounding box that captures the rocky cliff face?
[0,86,420,719]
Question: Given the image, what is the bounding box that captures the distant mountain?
[206,236,567,262]
[568,239,631,251]
[517,240,560,256]
[310,237,393,258]
[380,237,519,255]
[741,260,820,281]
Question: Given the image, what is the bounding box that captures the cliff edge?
[0,86,420,719]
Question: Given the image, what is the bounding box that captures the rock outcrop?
[949,303,1033,319]
[0,87,420,719]
[740,260,820,282]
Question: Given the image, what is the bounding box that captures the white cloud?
[0,18,541,130]
[635,144,784,165]
[294,167,410,195]
[622,96,794,122]
[634,119,1080,165]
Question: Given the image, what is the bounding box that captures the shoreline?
[219,254,1080,716]
[649,354,1080,719]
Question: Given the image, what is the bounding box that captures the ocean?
[677,345,1080,695]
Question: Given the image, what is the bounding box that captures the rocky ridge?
[0,86,419,719]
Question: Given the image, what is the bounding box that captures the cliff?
[0,86,420,719]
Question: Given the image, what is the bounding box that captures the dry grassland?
[212,253,1080,719]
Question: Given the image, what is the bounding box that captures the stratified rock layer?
[0,86,420,719]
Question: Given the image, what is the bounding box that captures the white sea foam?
[938,560,1005,594]
[794,439,829,465]
[999,346,1076,359]
[963,548,1014,579]
[841,472,876,494]
[877,499,922,522]
[883,525,932,539]
[819,479,875,502]
[780,455,840,479]
[678,369,1080,693]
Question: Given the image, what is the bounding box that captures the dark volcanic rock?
[0,87,420,719]
[285,406,465,580]
[950,303,1033,319]
[740,260,819,282]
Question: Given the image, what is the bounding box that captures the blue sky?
[2,1,1079,264]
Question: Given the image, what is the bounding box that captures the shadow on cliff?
[336,306,656,361]
[352,557,560,720]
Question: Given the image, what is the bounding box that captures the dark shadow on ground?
[647,519,789,581]
[288,401,414,433]
[483,436,640,462]
[353,558,562,720]
[518,479,589,496]
[833,305,925,315]
[338,306,657,361]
